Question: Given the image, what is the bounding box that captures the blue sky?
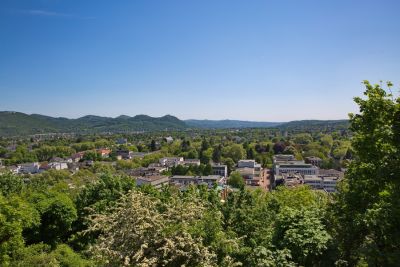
[0,0,399,121]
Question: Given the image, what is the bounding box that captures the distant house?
[274,173,304,188]
[305,156,323,167]
[18,162,40,174]
[116,138,128,145]
[50,157,72,163]
[212,163,228,177]
[131,152,151,159]
[128,167,160,177]
[164,136,174,143]
[159,157,184,167]
[71,152,85,162]
[304,175,340,193]
[67,162,80,172]
[6,144,17,152]
[318,169,345,179]
[97,149,111,158]
[273,154,319,176]
[136,176,170,189]
[237,160,268,187]
[116,150,133,160]
[238,160,258,169]
[48,162,69,170]
[9,165,21,174]
[170,175,224,188]
[182,159,201,166]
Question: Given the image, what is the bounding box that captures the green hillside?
[0,111,187,136]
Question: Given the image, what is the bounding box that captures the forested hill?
[0,111,349,136]
[0,112,186,136]
[278,120,349,131]
[185,119,283,128]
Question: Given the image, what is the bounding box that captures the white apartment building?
[159,157,184,167]
[304,175,339,193]
[273,154,319,176]
[170,175,224,188]
[18,162,40,174]
[48,162,69,170]
[238,160,260,169]
[136,176,170,189]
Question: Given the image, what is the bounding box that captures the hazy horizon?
[1,110,349,122]
[1,0,399,121]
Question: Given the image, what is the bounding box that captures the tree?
[27,191,77,246]
[87,191,218,266]
[150,140,157,151]
[200,148,213,164]
[273,142,286,154]
[12,243,92,266]
[273,207,331,266]
[246,147,255,159]
[293,133,313,145]
[71,173,136,250]
[334,81,400,266]
[0,195,40,265]
[9,145,37,164]
[0,172,24,196]
[222,144,245,163]
[228,171,245,189]
[283,146,296,155]
[212,145,222,163]
[82,151,101,161]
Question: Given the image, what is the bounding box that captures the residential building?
[304,175,340,193]
[319,169,345,179]
[273,154,319,176]
[182,159,201,166]
[128,166,166,177]
[305,156,323,167]
[71,152,85,162]
[238,159,259,169]
[18,162,40,174]
[48,162,69,170]
[67,162,80,172]
[9,165,21,174]
[131,152,152,159]
[116,138,128,145]
[159,157,184,167]
[164,136,174,143]
[274,173,304,188]
[136,176,170,189]
[236,160,268,188]
[212,163,228,177]
[116,149,134,160]
[170,175,224,188]
[273,154,296,163]
[97,149,111,158]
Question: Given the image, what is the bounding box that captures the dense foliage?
[333,81,400,266]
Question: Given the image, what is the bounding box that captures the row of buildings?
[136,175,225,190]
[133,158,271,191]
[272,154,343,193]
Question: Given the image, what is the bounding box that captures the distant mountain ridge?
[185,119,284,129]
[0,111,349,136]
[277,119,349,130]
[0,111,186,136]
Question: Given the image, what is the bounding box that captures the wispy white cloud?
[15,9,94,19]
